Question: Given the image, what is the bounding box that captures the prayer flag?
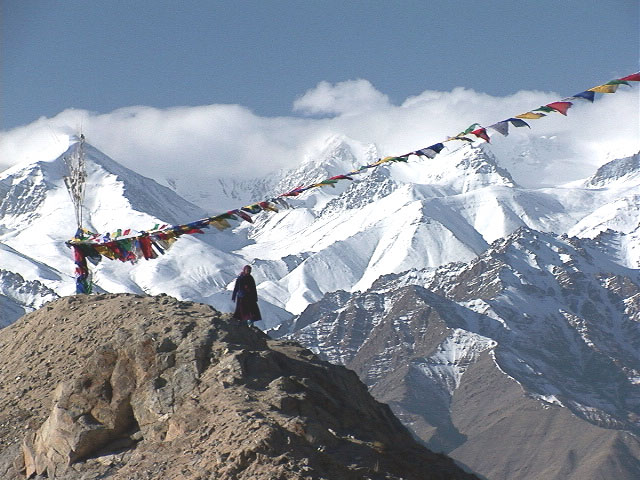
[228,209,253,223]
[447,125,480,143]
[150,239,165,255]
[607,80,630,87]
[281,186,306,197]
[138,236,157,260]
[446,135,473,142]
[429,143,445,153]
[180,228,204,235]
[508,118,531,128]
[571,91,595,102]
[218,212,237,221]
[533,106,556,114]
[209,217,232,231]
[328,174,354,181]
[188,220,210,230]
[66,71,640,272]
[372,157,393,166]
[415,143,445,158]
[242,204,263,214]
[471,127,490,143]
[313,179,339,188]
[589,84,618,93]
[488,121,510,136]
[154,236,178,252]
[461,123,481,135]
[94,244,118,260]
[619,73,640,82]
[546,101,572,115]
[516,112,546,119]
[352,163,377,173]
[271,197,290,209]
[258,201,279,212]
[72,245,91,294]
[415,148,438,158]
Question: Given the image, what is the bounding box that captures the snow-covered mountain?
[0,138,263,324]
[1,131,639,478]
[279,227,640,478]
[246,141,639,318]
[1,135,638,325]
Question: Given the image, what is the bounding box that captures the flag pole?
[63,134,92,294]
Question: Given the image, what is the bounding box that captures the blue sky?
[3,0,638,131]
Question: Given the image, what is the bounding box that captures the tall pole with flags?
[63,134,92,293]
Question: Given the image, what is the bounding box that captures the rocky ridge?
[0,293,476,479]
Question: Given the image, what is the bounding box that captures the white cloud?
[293,79,391,116]
[1,81,638,207]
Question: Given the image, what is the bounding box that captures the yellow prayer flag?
[94,245,119,260]
[162,236,178,246]
[209,218,231,231]
[588,84,619,94]
[371,156,394,166]
[516,112,546,119]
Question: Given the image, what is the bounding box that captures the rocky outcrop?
[0,293,476,479]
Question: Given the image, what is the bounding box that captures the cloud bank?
[1,79,638,208]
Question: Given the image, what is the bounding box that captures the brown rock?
[0,293,477,479]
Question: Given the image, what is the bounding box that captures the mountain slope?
[1,136,638,327]
[242,142,640,316]
[0,138,291,324]
[280,227,640,479]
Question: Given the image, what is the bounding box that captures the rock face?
[0,294,476,479]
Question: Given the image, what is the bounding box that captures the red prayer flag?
[138,236,156,260]
[258,201,279,212]
[546,101,572,116]
[619,73,640,82]
[471,128,490,143]
[281,186,306,197]
[72,245,86,263]
[235,210,253,223]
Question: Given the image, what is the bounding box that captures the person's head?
[242,265,252,275]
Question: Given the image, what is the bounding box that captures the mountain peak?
[0,140,206,235]
[585,151,640,188]
[453,144,517,191]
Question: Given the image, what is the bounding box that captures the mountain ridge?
[279,226,640,479]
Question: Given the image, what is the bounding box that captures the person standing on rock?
[232,265,262,325]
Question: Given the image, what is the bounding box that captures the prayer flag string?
[66,72,640,293]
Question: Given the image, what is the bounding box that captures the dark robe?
[232,273,262,322]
